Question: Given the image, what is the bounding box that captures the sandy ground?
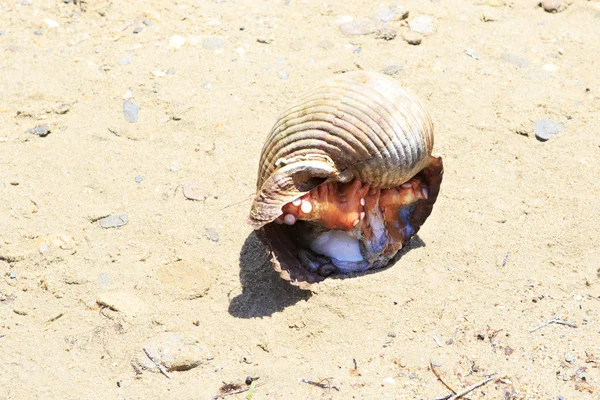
[1,0,600,399]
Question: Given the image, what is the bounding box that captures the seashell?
[248,71,443,289]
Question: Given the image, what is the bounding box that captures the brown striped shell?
[249,71,435,229]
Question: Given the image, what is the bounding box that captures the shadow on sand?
[229,232,426,318]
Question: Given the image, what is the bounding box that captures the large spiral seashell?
[249,71,443,288]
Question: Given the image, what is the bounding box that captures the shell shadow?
[229,232,312,318]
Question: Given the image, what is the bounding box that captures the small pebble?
[565,353,576,363]
[409,15,434,35]
[534,119,564,141]
[133,26,143,34]
[477,333,486,340]
[166,68,176,75]
[390,5,409,20]
[39,243,50,255]
[9,271,16,279]
[431,360,442,367]
[182,182,207,201]
[278,70,289,80]
[99,214,128,229]
[119,57,132,66]
[381,65,404,76]
[205,229,219,242]
[34,29,43,36]
[142,19,152,26]
[445,338,454,345]
[558,396,566,400]
[122,100,139,123]
[541,0,561,13]
[403,32,422,46]
[26,125,51,137]
[169,35,186,50]
[353,47,361,54]
[375,28,397,41]
[135,175,143,183]
[0,31,5,36]
[373,6,395,22]
[465,48,480,60]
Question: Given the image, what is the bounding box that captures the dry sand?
[1,0,600,398]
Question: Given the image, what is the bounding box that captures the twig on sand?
[143,348,171,380]
[299,378,340,391]
[530,316,578,332]
[209,382,264,400]
[430,361,456,394]
[447,377,494,400]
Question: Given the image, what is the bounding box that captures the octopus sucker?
[248,71,444,288]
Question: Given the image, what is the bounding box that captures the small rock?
[278,70,289,80]
[133,332,211,373]
[558,396,566,400]
[205,229,219,242]
[534,119,564,141]
[169,35,186,49]
[54,103,71,114]
[540,0,562,13]
[99,214,128,228]
[373,6,395,22]
[182,182,207,201]
[135,175,143,183]
[375,28,397,41]
[431,360,442,367]
[409,15,434,35]
[501,53,529,68]
[97,272,112,287]
[446,338,454,345]
[44,19,59,29]
[143,19,152,26]
[403,32,422,45]
[318,40,334,50]
[382,377,396,385]
[34,29,43,36]
[133,26,143,34]
[26,125,51,137]
[9,271,16,279]
[122,100,139,123]
[477,333,486,340]
[465,48,480,60]
[390,5,409,21]
[202,37,223,49]
[256,37,271,44]
[119,57,132,66]
[505,346,514,356]
[565,353,576,363]
[39,243,50,255]
[381,65,404,76]
[339,20,383,36]
[353,47,361,54]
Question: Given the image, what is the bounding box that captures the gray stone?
[409,15,434,35]
[205,229,219,242]
[390,5,409,20]
[133,332,211,373]
[9,271,16,279]
[133,26,143,34]
[135,175,143,183]
[534,119,564,141]
[26,125,51,137]
[122,100,139,123]
[119,57,132,65]
[99,214,128,228]
[143,19,152,26]
[381,65,404,76]
[501,53,529,68]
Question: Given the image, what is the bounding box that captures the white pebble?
[169,35,186,50]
